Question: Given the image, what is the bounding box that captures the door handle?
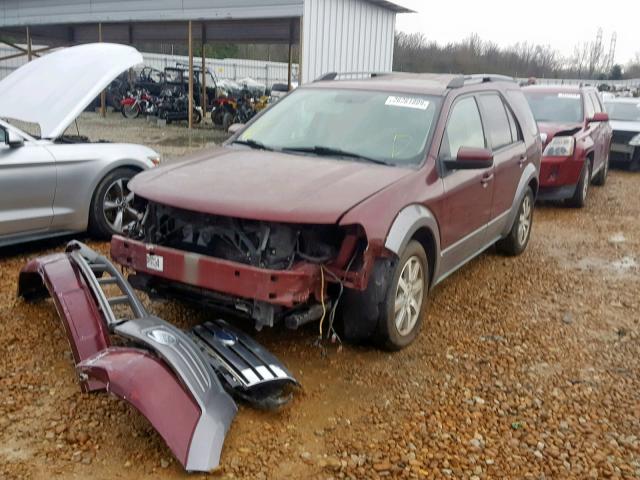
[518,155,527,167]
[481,173,494,187]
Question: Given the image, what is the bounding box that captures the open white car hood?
[0,43,142,139]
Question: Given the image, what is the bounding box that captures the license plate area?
[146,253,164,272]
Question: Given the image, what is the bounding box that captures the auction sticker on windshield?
[558,93,581,99]
[385,96,430,110]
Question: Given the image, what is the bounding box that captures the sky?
[393,0,639,65]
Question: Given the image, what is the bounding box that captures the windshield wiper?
[232,139,274,151]
[282,146,391,166]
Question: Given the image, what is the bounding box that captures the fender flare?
[501,163,538,237]
[384,204,441,276]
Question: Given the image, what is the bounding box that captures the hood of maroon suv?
[130,147,413,224]
[538,121,583,145]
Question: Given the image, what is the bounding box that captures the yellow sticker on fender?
[385,96,430,110]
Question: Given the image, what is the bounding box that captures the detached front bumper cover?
[18,241,297,472]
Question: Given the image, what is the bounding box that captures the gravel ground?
[0,118,639,479]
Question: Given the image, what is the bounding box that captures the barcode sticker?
[558,93,581,99]
[385,96,430,110]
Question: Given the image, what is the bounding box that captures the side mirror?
[444,147,494,170]
[227,123,244,135]
[6,130,24,148]
[587,112,609,123]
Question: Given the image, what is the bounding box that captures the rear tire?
[193,109,203,125]
[496,187,534,256]
[88,167,141,240]
[222,112,234,131]
[566,160,591,208]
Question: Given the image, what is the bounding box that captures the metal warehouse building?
[0,0,412,84]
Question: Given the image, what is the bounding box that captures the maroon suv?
[111,73,541,350]
[523,85,612,207]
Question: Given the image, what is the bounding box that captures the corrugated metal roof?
[0,0,411,28]
[363,0,414,13]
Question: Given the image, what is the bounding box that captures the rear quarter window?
[505,90,539,138]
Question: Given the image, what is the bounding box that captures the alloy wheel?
[394,256,424,336]
[518,194,532,246]
[103,178,140,234]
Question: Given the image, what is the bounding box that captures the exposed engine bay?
[123,202,365,331]
[130,202,346,270]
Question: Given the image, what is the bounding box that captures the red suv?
[523,85,612,207]
[112,73,541,350]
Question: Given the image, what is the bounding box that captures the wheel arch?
[384,204,441,288]
[410,227,437,287]
[86,162,146,230]
[502,163,538,237]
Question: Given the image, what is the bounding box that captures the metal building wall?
[301,0,396,83]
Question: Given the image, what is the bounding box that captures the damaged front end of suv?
[113,200,374,332]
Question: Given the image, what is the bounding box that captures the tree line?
[393,32,640,81]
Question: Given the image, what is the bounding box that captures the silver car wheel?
[394,256,424,337]
[103,178,139,234]
[517,194,532,246]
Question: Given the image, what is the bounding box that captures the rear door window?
[478,93,513,150]
[506,90,539,137]
[439,96,485,160]
[505,105,522,143]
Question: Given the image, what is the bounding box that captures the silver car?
[0,43,160,247]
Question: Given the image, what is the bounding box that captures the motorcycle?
[156,87,202,125]
[120,89,157,119]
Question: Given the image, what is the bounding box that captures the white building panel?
[301,0,396,83]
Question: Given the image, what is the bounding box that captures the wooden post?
[26,26,32,61]
[99,23,106,118]
[201,23,207,116]
[188,20,193,130]
[287,20,294,91]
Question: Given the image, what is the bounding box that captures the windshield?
[236,88,441,166]
[605,101,640,122]
[524,92,583,124]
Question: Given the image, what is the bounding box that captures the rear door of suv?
[477,92,527,239]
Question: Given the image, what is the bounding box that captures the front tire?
[121,104,140,119]
[566,160,591,208]
[496,187,534,256]
[376,240,429,351]
[89,168,142,240]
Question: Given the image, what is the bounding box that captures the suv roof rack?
[447,74,516,89]
[314,71,389,82]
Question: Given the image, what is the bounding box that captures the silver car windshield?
[605,102,640,122]
[524,92,584,124]
[237,88,440,166]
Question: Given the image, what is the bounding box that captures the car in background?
[523,85,611,207]
[0,43,160,248]
[110,73,541,351]
[604,97,640,171]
